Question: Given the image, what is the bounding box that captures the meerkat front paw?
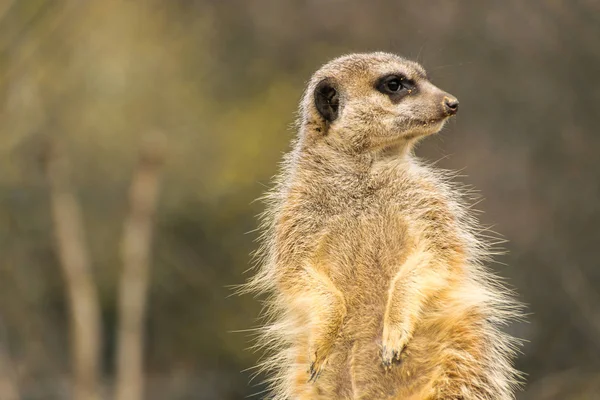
[381,324,411,368]
[308,345,330,383]
[307,300,346,383]
[308,329,340,383]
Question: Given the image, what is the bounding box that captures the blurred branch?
[0,348,19,400]
[0,319,20,400]
[115,133,166,400]
[44,139,101,400]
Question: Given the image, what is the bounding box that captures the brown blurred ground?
[0,1,599,399]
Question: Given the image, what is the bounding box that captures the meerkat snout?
[443,96,459,115]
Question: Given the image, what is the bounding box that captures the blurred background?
[0,0,599,399]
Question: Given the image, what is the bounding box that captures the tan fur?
[244,52,523,399]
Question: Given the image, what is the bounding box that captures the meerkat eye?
[385,78,403,92]
[376,74,417,99]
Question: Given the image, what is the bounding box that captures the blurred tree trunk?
[0,346,20,400]
[115,133,165,400]
[45,141,101,400]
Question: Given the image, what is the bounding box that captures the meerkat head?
[300,52,459,153]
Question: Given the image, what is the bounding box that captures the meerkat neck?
[294,136,416,181]
[373,142,415,163]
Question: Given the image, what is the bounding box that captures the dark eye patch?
[375,74,417,103]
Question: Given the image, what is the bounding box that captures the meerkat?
[245,52,522,400]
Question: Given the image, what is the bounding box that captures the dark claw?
[308,362,322,383]
[381,345,406,369]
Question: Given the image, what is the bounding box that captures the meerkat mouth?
[417,115,450,127]
[410,117,447,134]
[375,118,448,148]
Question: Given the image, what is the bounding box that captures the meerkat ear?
[314,79,339,123]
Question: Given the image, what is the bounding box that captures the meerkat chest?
[288,166,454,275]
[312,202,412,284]
[310,173,454,274]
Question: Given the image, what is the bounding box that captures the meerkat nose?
[443,97,459,115]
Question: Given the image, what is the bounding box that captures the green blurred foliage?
[0,0,599,398]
